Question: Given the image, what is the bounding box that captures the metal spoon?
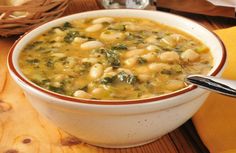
[186,75,236,97]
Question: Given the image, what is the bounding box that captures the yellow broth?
[19,17,213,100]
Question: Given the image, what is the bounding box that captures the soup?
[19,17,213,100]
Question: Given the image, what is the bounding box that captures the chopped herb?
[80,85,88,92]
[93,48,120,68]
[157,45,172,51]
[25,41,43,50]
[174,47,184,53]
[126,33,143,40]
[80,35,95,41]
[102,22,110,26]
[49,40,56,44]
[32,78,50,86]
[152,31,168,39]
[111,44,127,50]
[97,49,121,68]
[201,61,209,64]
[160,65,182,75]
[61,78,72,85]
[93,48,105,54]
[126,33,144,44]
[53,22,73,31]
[26,59,40,64]
[100,76,115,85]
[106,50,120,68]
[108,24,126,31]
[100,71,138,85]
[134,39,145,44]
[161,70,173,75]
[117,71,129,82]
[77,62,92,74]
[117,71,138,85]
[42,79,50,84]
[63,22,73,29]
[195,45,208,53]
[59,57,67,62]
[46,59,54,68]
[32,80,42,86]
[127,75,138,84]
[35,47,46,52]
[64,31,80,43]
[82,62,92,68]
[137,57,147,64]
[171,65,182,73]
[49,85,64,94]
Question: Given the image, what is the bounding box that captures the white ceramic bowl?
[8,9,226,148]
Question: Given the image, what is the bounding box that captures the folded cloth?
[193,27,236,153]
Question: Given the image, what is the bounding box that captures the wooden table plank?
[0,0,236,153]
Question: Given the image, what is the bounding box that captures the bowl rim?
[7,9,227,105]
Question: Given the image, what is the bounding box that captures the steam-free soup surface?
[19,17,213,100]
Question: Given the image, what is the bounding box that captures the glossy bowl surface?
[8,9,226,148]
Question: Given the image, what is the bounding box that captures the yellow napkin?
[193,27,236,153]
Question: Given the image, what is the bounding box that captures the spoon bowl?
[186,75,236,98]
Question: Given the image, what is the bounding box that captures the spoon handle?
[186,75,236,98]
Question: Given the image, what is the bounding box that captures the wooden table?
[0,1,236,153]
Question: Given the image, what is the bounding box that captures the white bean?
[52,42,62,47]
[90,52,104,58]
[85,24,103,32]
[66,57,78,67]
[90,63,104,79]
[146,45,160,52]
[124,57,137,67]
[138,74,151,82]
[125,24,144,31]
[124,49,146,58]
[103,68,117,78]
[51,82,61,88]
[141,52,157,62]
[55,36,63,42]
[103,71,117,78]
[176,74,187,80]
[92,17,114,24]
[148,63,171,73]
[170,34,185,42]
[181,49,199,62]
[73,90,92,99]
[80,41,104,50]
[166,80,185,91]
[127,46,137,50]
[146,36,158,44]
[159,51,179,63]
[82,58,98,64]
[54,28,64,35]
[160,36,176,47]
[104,67,113,73]
[53,74,66,82]
[51,53,66,58]
[100,31,124,41]
[135,66,150,74]
[73,37,87,44]
[91,88,106,96]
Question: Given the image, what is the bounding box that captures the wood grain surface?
[0,0,236,153]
